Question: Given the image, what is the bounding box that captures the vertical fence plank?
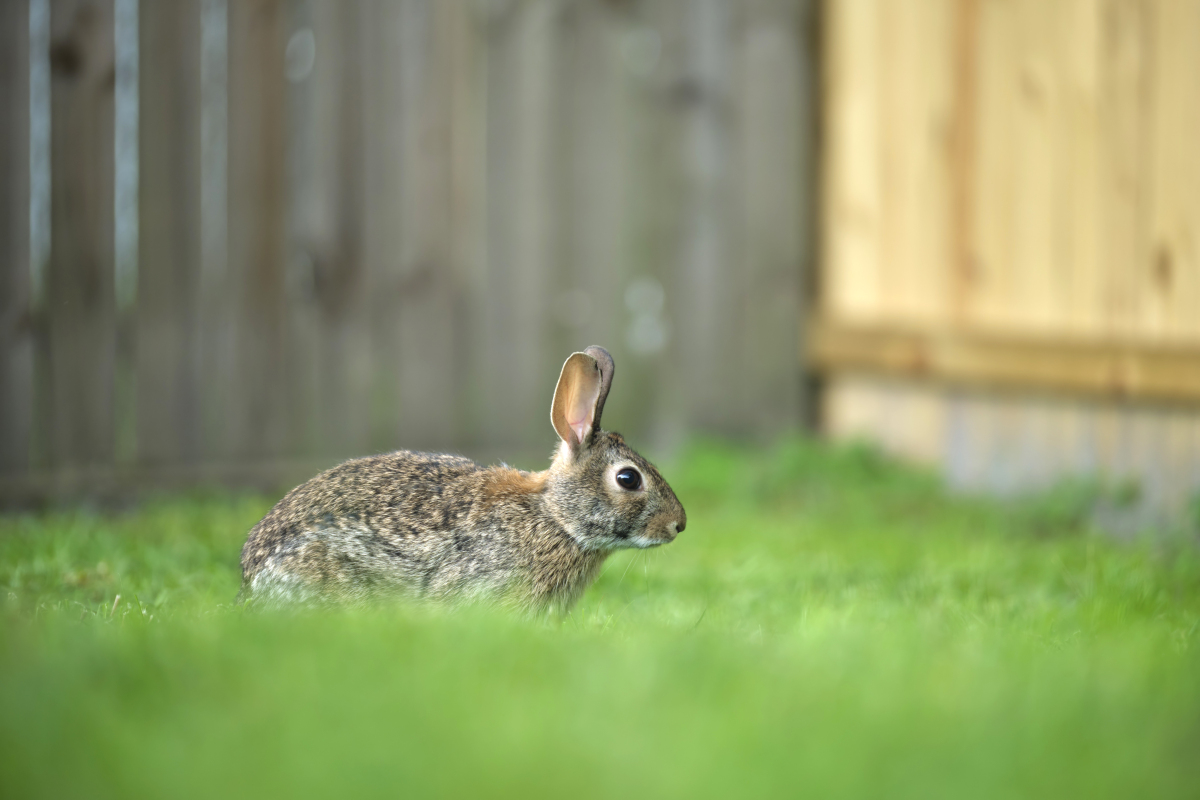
[1098,0,1149,340]
[226,0,288,460]
[137,0,202,465]
[447,2,486,453]
[1057,0,1102,337]
[674,0,743,433]
[740,0,813,433]
[282,0,318,458]
[476,1,556,452]
[553,3,648,434]
[875,0,953,326]
[620,2,678,448]
[822,0,882,323]
[360,0,402,453]
[638,0,713,443]
[0,0,31,474]
[1147,0,1200,343]
[359,0,400,454]
[1046,0,1098,336]
[360,0,468,455]
[552,2,611,363]
[947,0,978,328]
[1007,0,1062,333]
[293,0,371,460]
[48,0,116,470]
[196,0,230,469]
[967,0,1016,330]
[393,0,465,452]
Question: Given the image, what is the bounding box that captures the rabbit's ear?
[551,346,614,451]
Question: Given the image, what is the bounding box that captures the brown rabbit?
[238,346,686,612]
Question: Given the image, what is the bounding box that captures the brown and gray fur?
[239,346,686,613]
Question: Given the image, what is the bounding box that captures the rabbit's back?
[240,451,508,606]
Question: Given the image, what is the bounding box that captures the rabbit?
[238,346,686,612]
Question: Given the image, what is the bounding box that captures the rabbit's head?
[544,346,687,551]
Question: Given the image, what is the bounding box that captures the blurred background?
[0,0,1197,524]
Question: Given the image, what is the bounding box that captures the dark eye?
[615,468,642,491]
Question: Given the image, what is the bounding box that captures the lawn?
[2,439,1198,799]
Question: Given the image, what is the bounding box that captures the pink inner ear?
[566,370,600,445]
[566,391,593,445]
[569,418,589,445]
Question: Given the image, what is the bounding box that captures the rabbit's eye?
[615,468,642,491]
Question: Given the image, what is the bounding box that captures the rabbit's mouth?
[630,520,680,549]
[631,536,670,549]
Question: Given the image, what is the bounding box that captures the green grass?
[2,439,1198,799]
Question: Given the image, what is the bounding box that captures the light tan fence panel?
[1146,0,1200,342]
[817,0,1200,519]
[824,0,883,323]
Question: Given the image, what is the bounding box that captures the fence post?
[48,0,116,470]
[0,0,32,474]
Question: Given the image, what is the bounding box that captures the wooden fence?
[0,0,818,503]
[813,0,1200,521]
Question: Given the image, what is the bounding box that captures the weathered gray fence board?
[196,0,232,467]
[392,0,463,452]
[137,0,202,465]
[480,1,556,452]
[48,0,116,469]
[673,0,743,435]
[0,0,31,474]
[445,2,485,453]
[359,0,405,453]
[740,0,812,435]
[282,0,318,458]
[628,1,691,450]
[291,0,372,460]
[227,0,289,460]
[551,2,636,432]
[6,0,821,503]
